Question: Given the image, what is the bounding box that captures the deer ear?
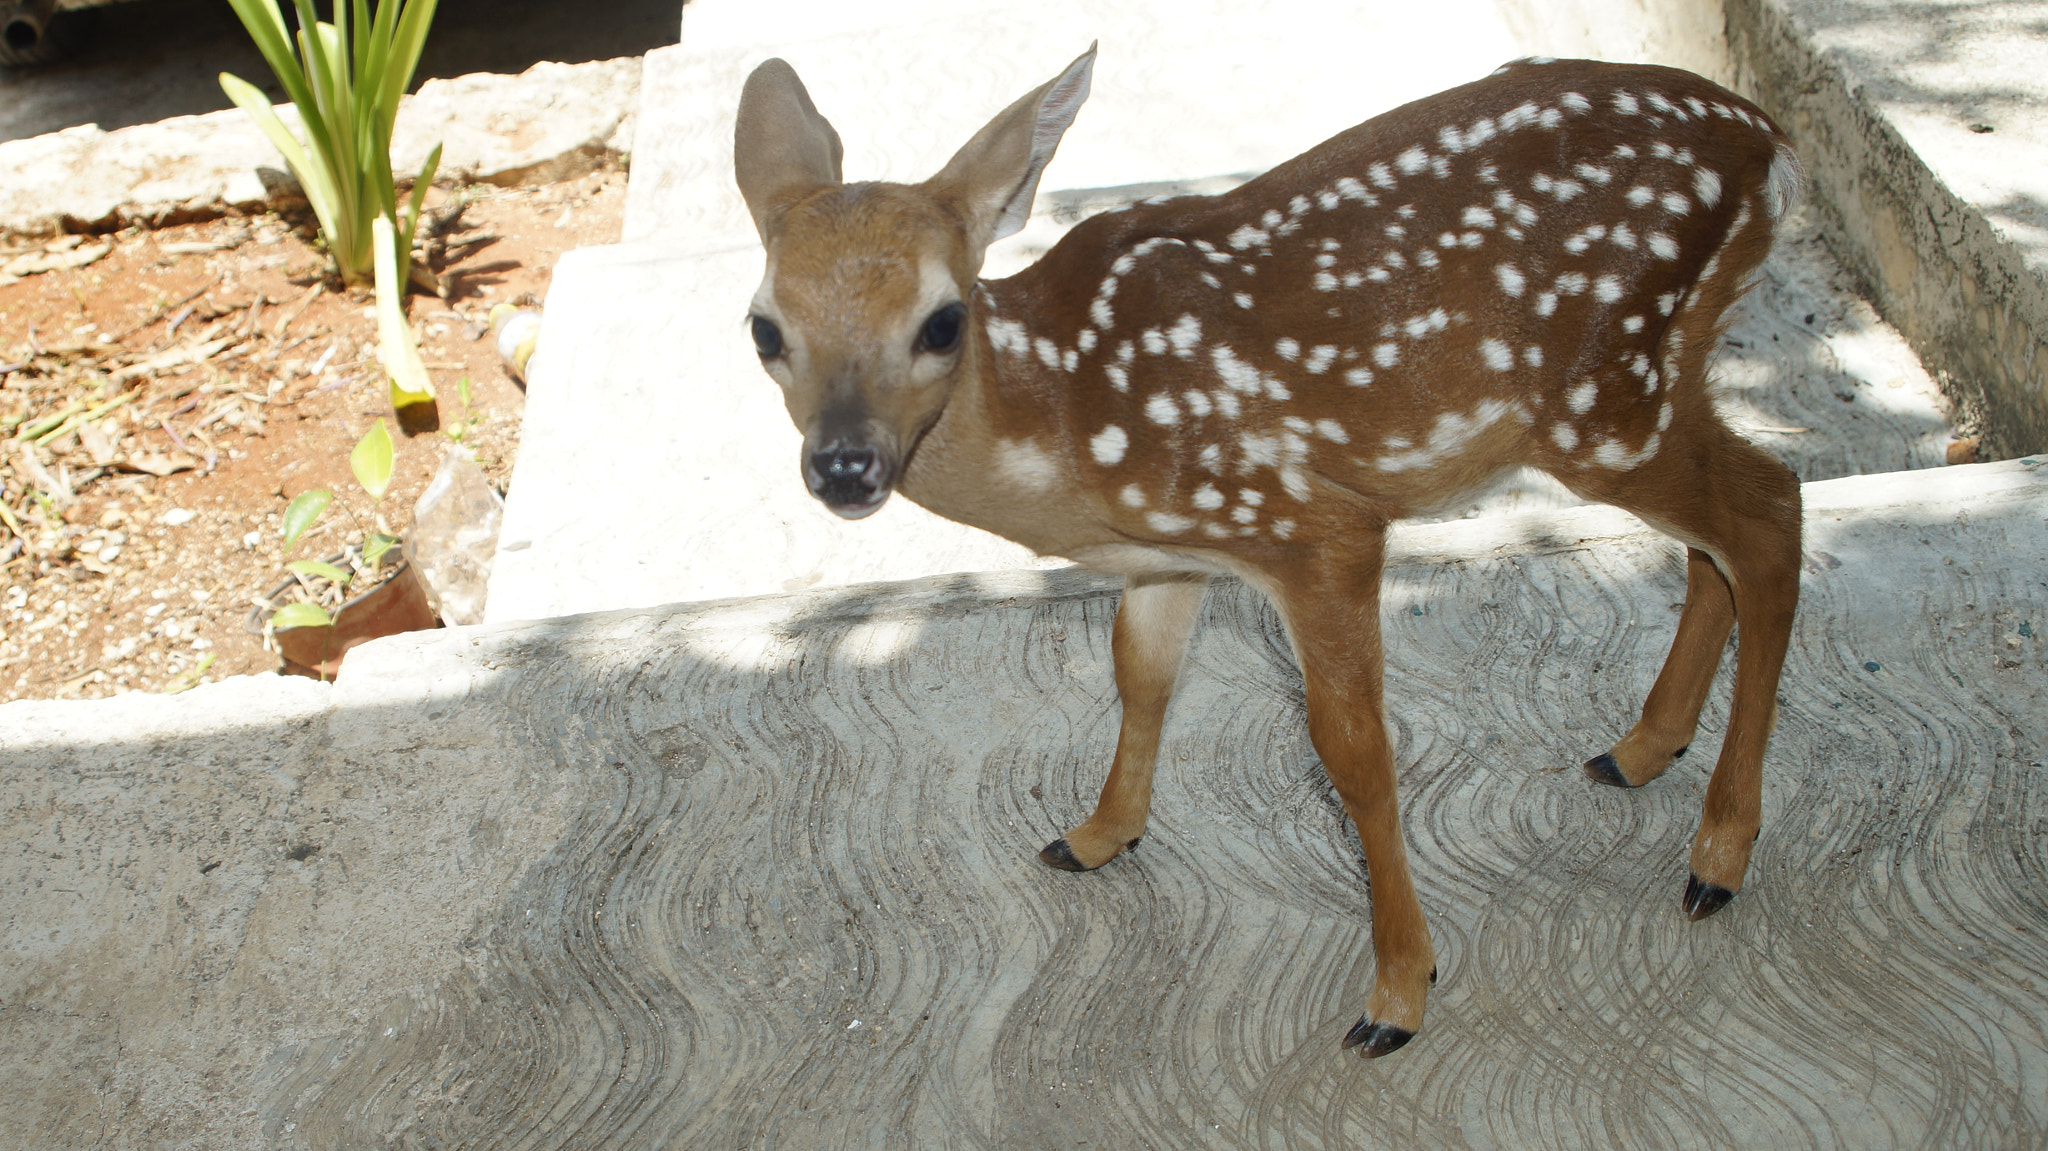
[926,43,1096,249]
[735,58,847,239]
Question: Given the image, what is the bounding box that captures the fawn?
[734,46,1803,1057]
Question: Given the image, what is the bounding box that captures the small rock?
[160,508,197,527]
[1946,438,1979,466]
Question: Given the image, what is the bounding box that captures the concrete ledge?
[1722,0,2048,456]
[4,459,2043,1146]
[0,56,640,236]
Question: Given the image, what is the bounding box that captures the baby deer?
[735,46,1802,1057]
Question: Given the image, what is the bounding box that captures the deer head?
[734,46,1096,518]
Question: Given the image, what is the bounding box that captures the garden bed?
[0,163,624,700]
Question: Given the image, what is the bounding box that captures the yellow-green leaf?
[361,532,402,568]
[373,215,436,409]
[351,418,394,501]
[282,488,333,551]
[270,601,333,630]
[287,559,354,584]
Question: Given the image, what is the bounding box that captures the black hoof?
[1038,838,1092,872]
[1341,1017,1416,1058]
[1584,752,1633,788]
[1430,964,1438,985]
[1682,873,1735,920]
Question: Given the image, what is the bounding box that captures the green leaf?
[270,601,334,630]
[281,489,333,551]
[456,375,473,407]
[361,532,402,568]
[351,418,394,501]
[287,559,354,584]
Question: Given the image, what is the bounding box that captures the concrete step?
[7,458,2044,1147]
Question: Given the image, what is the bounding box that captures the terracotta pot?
[247,553,440,680]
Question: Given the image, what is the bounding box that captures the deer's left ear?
[925,43,1097,250]
[735,57,847,239]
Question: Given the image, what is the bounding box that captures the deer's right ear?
[735,58,846,239]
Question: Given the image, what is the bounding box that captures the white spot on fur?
[1623,315,1645,332]
[1167,315,1203,357]
[1396,146,1430,174]
[1105,363,1129,392]
[1344,366,1374,387]
[1594,275,1624,303]
[1560,91,1591,113]
[1523,345,1544,367]
[1276,337,1300,361]
[1315,419,1348,443]
[1142,329,1168,355]
[1183,390,1213,417]
[1567,382,1597,413]
[1227,225,1269,250]
[1479,338,1513,371]
[1089,425,1128,465]
[1661,191,1689,215]
[1693,168,1723,208]
[1552,422,1579,452]
[1627,185,1656,206]
[1145,511,1193,534]
[1120,484,1147,508]
[1192,484,1225,510]
[1034,337,1062,370]
[1145,393,1181,426]
[1234,293,1254,309]
[1376,398,1520,471]
[1305,345,1338,374]
[994,438,1059,493]
[987,318,1030,355]
[1078,328,1098,354]
[1649,232,1679,260]
[1657,292,1678,315]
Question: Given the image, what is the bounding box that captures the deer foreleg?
[1040,572,1208,872]
[1277,538,1435,1058]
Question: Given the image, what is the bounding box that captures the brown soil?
[0,165,626,702]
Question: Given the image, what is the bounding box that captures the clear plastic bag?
[408,444,504,626]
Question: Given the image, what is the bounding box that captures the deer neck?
[895,278,1099,555]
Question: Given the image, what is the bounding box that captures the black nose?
[805,444,884,510]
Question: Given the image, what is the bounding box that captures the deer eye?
[750,315,784,358]
[917,303,965,354]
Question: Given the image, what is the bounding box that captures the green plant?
[220,0,443,289]
[272,419,401,629]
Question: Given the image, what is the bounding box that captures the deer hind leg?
[1271,536,1435,1058]
[1040,573,1208,872]
[1572,419,1802,919]
[1584,545,1735,788]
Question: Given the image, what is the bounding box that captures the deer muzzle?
[803,436,892,519]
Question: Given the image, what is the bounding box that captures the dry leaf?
[119,451,200,477]
[2,243,112,277]
[77,422,121,466]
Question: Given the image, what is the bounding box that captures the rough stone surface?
[1725,0,2048,457]
[5,461,2045,1148]
[0,55,640,236]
